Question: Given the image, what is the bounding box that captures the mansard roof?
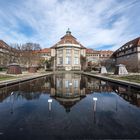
[113,37,140,55]
[122,37,140,47]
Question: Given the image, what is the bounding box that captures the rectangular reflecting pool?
[0,73,140,139]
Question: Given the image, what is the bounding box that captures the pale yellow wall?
[51,49,55,56]
[52,46,85,70]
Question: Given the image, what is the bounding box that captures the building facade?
[35,48,51,61]
[99,50,114,60]
[86,49,113,62]
[113,37,140,72]
[50,29,86,71]
[86,49,100,63]
[0,40,19,68]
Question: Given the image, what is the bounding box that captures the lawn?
[105,74,140,83]
[118,75,140,83]
[0,75,16,81]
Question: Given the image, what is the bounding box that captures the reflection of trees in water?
[84,76,140,107]
[85,76,113,94]
[0,84,19,102]
[19,91,41,100]
[0,74,140,108]
[0,76,52,102]
[111,83,140,107]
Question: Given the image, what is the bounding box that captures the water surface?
[0,73,140,139]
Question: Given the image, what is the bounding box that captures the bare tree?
[11,43,42,68]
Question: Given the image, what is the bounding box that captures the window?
[57,79,62,88]
[74,57,79,64]
[74,80,78,88]
[66,56,71,64]
[74,50,79,55]
[66,49,71,54]
[66,49,71,57]
[58,57,63,64]
[65,80,71,88]
[57,50,63,55]
[129,44,133,47]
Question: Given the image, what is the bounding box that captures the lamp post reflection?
[10,92,14,114]
[93,97,98,124]
[93,97,97,112]
[48,99,52,111]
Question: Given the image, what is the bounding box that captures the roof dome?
[66,28,71,35]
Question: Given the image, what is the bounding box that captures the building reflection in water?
[50,73,86,112]
[112,84,140,107]
[0,73,140,110]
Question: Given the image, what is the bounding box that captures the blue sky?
[0,0,140,50]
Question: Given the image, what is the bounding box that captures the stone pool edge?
[82,72,140,89]
[0,72,53,88]
[1,71,139,89]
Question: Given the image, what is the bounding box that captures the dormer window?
[129,44,133,47]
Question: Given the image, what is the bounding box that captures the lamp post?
[48,99,52,111]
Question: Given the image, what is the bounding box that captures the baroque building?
[50,29,86,71]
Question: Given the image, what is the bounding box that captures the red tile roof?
[99,50,114,55]
[86,49,113,55]
[86,49,98,54]
[51,31,86,49]
[33,48,51,54]
[0,40,11,50]
[40,48,51,53]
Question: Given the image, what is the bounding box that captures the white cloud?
[0,0,140,50]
